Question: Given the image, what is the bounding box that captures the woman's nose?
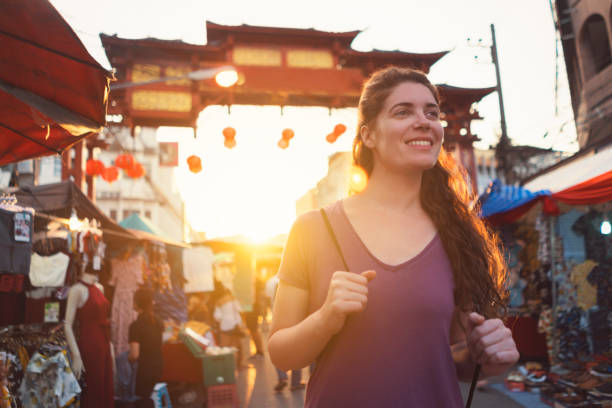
[413,111,430,129]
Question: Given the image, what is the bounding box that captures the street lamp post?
[110,65,238,90]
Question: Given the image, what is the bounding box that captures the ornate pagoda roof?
[205,21,361,48]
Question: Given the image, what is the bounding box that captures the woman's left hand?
[467,312,519,377]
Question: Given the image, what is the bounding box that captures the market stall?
[0,183,125,406]
[479,156,612,403]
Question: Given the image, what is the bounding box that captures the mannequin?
[64,263,115,407]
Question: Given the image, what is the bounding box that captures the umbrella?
[0,0,112,165]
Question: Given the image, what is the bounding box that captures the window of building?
[145,210,151,219]
[53,156,61,177]
[580,14,611,79]
[110,209,117,221]
[122,209,140,220]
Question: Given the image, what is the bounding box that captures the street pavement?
[235,333,524,408]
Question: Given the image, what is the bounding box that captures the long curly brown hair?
[353,66,507,319]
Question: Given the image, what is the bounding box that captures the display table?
[505,316,548,361]
[160,342,203,383]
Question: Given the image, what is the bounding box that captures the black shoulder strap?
[320,208,349,271]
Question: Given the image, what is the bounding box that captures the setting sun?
[157,105,357,240]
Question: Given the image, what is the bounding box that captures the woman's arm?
[128,342,139,363]
[268,283,330,371]
[64,285,84,379]
[268,270,375,372]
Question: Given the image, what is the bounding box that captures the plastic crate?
[206,384,239,408]
[202,353,236,387]
[178,331,206,359]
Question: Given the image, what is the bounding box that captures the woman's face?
[363,81,443,173]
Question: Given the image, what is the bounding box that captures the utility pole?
[490,24,512,183]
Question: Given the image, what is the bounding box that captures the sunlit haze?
[51,0,579,239]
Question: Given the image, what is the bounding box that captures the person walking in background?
[268,66,518,407]
[128,288,163,408]
[265,274,305,392]
[213,285,247,369]
[245,269,266,358]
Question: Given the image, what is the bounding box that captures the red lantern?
[187,155,202,173]
[278,139,289,149]
[86,159,105,176]
[115,154,135,170]
[222,127,236,140]
[222,127,236,149]
[85,159,97,176]
[102,166,119,183]
[326,132,338,144]
[333,123,347,136]
[282,128,294,140]
[126,162,145,179]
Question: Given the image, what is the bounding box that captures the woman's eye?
[426,111,440,119]
[395,110,410,116]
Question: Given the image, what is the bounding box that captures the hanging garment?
[534,213,551,265]
[0,207,33,275]
[0,274,25,293]
[587,262,612,310]
[570,260,598,311]
[182,247,214,293]
[76,281,114,407]
[572,210,612,264]
[24,288,67,324]
[19,350,81,407]
[557,210,586,263]
[29,252,70,287]
[537,307,555,365]
[109,255,144,355]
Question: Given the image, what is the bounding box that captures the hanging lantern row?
[116,154,145,178]
[85,153,146,183]
[218,124,347,149]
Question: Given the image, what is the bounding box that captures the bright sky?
[51,0,579,239]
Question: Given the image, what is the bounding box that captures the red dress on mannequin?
[76,280,114,407]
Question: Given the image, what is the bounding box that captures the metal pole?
[548,0,560,116]
[490,24,512,183]
[490,24,509,143]
[549,215,558,363]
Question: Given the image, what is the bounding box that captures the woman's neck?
[81,272,97,285]
[357,166,423,214]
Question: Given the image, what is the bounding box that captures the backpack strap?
[320,208,349,271]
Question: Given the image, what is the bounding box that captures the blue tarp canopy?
[479,179,551,218]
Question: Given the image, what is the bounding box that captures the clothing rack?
[34,211,136,240]
[0,192,17,206]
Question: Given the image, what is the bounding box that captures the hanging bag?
[319,208,480,408]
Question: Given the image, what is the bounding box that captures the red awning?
[0,0,112,165]
[552,170,612,205]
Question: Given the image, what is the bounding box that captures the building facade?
[555,0,612,149]
[95,127,184,241]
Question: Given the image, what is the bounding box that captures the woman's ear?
[360,125,376,149]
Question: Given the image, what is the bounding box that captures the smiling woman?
[268,66,516,408]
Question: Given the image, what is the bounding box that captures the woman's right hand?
[318,270,376,335]
[72,355,84,379]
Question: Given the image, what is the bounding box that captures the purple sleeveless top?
[278,201,463,408]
